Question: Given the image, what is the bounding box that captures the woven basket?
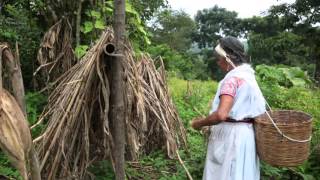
[254,110,312,167]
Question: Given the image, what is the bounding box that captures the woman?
[191,36,266,180]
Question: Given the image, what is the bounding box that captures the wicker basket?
[254,110,312,167]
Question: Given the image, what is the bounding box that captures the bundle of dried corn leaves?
[34,29,186,179]
[35,18,76,89]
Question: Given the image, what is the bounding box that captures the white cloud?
[167,0,295,18]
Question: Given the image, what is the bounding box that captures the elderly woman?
[191,36,266,180]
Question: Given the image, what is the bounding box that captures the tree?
[150,9,197,52]
[194,5,242,48]
[247,31,311,69]
[147,44,210,80]
[130,0,168,21]
[268,0,320,82]
[240,16,283,38]
[0,2,43,89]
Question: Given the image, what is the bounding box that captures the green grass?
[146,77,320,180]
[168,77,217,123]
[1,77,319,180]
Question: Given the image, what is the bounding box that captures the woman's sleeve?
[220,77,244,98]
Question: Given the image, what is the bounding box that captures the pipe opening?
[104,43,115,55]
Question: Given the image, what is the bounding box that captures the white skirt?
[203,122,260,180]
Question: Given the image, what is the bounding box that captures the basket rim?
[255,110,312,125]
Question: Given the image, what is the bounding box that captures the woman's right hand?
[190,117,205,131]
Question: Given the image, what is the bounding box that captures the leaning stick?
[176,150,193,180]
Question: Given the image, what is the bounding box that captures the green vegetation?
[124,65,320,179]
[0,0,319,179]
[123,78,216,180]
[256,65,320,179]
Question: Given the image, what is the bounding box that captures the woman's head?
[214,36,248,72]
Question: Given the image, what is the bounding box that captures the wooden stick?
[176,150,193,180]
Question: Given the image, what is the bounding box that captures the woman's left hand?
[190,117,204,130]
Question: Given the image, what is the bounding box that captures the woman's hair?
[218,36,249,65]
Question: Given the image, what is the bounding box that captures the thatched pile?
[33,29,187,179]
[34,18,76,89]
[125,54,187,160]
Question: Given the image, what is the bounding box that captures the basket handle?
[263,104,311,143]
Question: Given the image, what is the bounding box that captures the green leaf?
[105,1,113,8]
[103,6,113,13]
[75,45,89,59]
[82,21,94,34]
[136,24,147,35]
[94,19,105,30]
[297,172,315,180]
[291,78,306,87]
[144,36,151,45]
[90,10,101,18]
[123,0,142,24]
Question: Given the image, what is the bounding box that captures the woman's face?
[216,56,230,72]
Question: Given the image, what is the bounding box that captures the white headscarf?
[215,44,236,68]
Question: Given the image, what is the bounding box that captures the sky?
[167,0,296,18]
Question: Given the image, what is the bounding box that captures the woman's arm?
[191,95,234,130]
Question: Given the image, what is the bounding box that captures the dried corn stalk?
[0,44,40,180]
[34,29,114,179]
[35,18,76,90]
[0,89,31,180]
[34,29,187,179]
[124,54,187,159]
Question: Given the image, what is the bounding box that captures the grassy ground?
[1,77,320,179]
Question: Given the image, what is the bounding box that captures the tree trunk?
[110,0,126,180]
[75,0,84,47]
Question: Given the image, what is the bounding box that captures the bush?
[164,66,320,180]
[256,65,320,179]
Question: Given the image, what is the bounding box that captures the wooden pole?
[111,0,126,179]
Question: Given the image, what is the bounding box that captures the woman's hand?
[190,117,205,131]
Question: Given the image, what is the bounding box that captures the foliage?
[75,45,89,59]
[129,0,168,21]
[255,65,320,179]
[266,0,320,82]
[0,0,320,179]
[77,0,151,57]
[88,161,115,180]
[105,0,151,45]
[147,44,210,80]
[0,152,20,179]
[168,77,217,123]
[25,92,47,137]
[248,32,311,68]
[126,77,216,179]
[167,78,217,179]
[194,5,242,48]
[0,3,43,89]
[150,9,197,52]
[82,9,107,34]
[126,66,320,179]
[255,64,312,88]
